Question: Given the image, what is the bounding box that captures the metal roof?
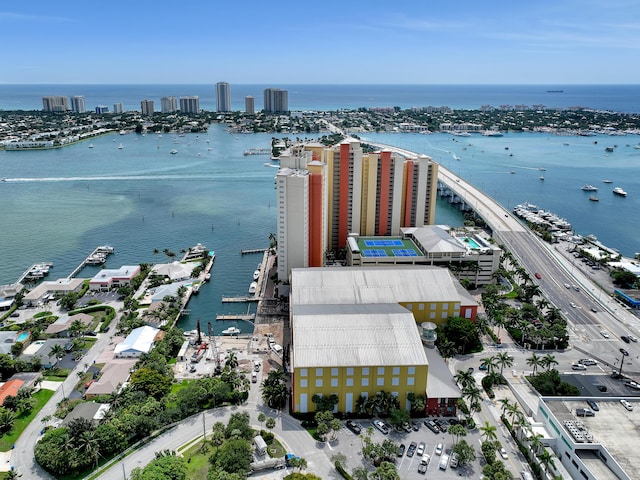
[292,303,428,368]
[291,266,466,306]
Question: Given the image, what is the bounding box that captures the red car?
[534,272,542,279]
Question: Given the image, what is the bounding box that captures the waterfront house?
[45,312,93,337]
[114,326,161,358]
[89,265,141,291]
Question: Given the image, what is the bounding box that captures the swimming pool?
[460,237,482,249]
[16,331,30,343]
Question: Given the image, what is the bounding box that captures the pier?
[221,296,260,303]
[17,262,54,284]
[241,248,267,255]
[215,313,256,321]
[67,245,114,279]
[243,148,271,156]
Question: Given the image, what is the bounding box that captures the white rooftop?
[114,326,159,355]
[291,266,467,306]
[292,303,428,369]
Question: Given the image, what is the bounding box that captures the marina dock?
[17,262,54,284]
[67,245,114,279]
[241,248,267,255]
[221,296,260,303]
[215,313,256,321]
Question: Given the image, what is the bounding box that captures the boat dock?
[221,296,260,303]
[215,313,256,321]
[243,148,271,156]
[241,248,267,255]
[17,262,54,284]
[67,245,114,278]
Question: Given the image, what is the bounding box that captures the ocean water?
[1,84,639,332]
[2,84,640,113]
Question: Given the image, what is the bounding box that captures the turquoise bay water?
[1,125,639,332]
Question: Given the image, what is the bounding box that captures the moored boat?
[613,187,627,197]
[581,184,598,191]
[589,195,599,202]
[170,149,178,154]
[253,270,260,280]
[221,326,241,336]
[249,282,258,294]
[603,179,613,184]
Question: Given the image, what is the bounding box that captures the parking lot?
[334,418,488,479]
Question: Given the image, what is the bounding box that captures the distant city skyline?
[1,1,638,85]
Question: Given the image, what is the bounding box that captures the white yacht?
[253,270,260,280]
[221,326,241,336]
[249,282,258,294]
[581,184,598,191]
[613,187,627,197]
[170,149,178,154]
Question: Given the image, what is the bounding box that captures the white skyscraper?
[263,88,288,113]
[113,103,124,114]
[42,96,69,112]
[216,82,231,112]
[161,96,178,113]
[141,99,154,116]
[179,96,200,114]
[70,96,85,113]
[245,96,255,114]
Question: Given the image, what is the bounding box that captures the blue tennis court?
[364,239,403,247]
[362,249,388,257]
[392,249,418,257]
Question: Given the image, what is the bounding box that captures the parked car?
[425,420,440,433]
[572,363,587,370]
[435,419,449,432]
[411,421,420,431]
[621,399,634,411]
[450,452,459,468]
[373,420,390,435]
[576,408,595,417]
[417,462,427,474]
[622,335,631,343]
[407,442,417,457]
[620,348,630,356]
[402,422,412,433]
[416,442,426,456]
[346,420,362,435]
[586,400,599,411]
[629,334,638,342]
[397,444,406,457]
[499,448,509,460]
[479,363,488,371]
[535,272,542,279]
[435,443,444,456]
[600,330,610,338]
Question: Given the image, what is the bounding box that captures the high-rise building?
[263,88,288,113]
[179,96,200,114]
[140,99,154,116]
[161,96,178,114]
[42,96,69,112]
[95,105,109,114]
[113,103,124,114]
[276,140,438,281]
[245,96,255,115]
[216,82,231,112]
[70,96,85,113]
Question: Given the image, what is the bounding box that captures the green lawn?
[42,369,71,380]
[182,440,214,480]
[0,389,55,451]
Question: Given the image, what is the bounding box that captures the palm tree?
[526,353,543,375]
[462,386,482,416]
[528,432,544,455]
[542,353,558,371]
[496,352,514,376]
[77,430,101,467]
[0,409,16,433]
[225,352,238,370]
[498,398,514,418]
[48,344,65,368]
[505,402,522,426]
[480,356,498,374]
[538,448,556,475]
[479,421,498,442]
[454,369,476,390]
[6,470,21,479]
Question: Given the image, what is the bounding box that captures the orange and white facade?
[276,140,438,281]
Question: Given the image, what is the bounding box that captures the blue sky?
[2,0,638,84]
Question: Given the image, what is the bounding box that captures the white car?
[579,358,597,366]
[621,399,634,411]
[600,330,610,338]
[416,442,426,456]
[373,420,390,435]
[570,302,577,308]
[628,334,638,342]
[499,447,509,460]
[572,363,587,370]
[435,443,444,456]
